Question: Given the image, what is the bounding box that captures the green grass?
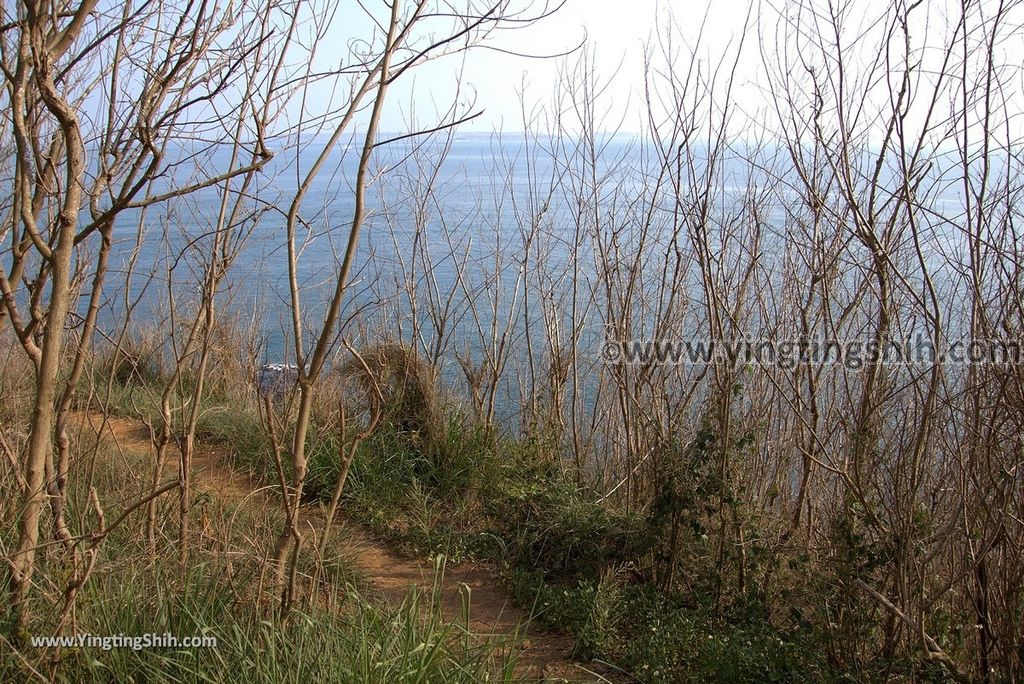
[80,374,947,682]
[3,562,521,683]
[247,414,839,683]
[0,421,525,683]
[1,397,527,684]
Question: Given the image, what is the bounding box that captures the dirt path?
[81,413,624,683]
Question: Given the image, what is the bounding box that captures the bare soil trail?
[80,412,628,683]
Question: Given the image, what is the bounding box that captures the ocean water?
[99,132,993,426]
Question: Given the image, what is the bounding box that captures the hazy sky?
[381,0,746,133]
[325,0,1024,142]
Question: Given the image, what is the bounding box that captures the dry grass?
[0,331,34,431]
[0,331,33,525]
[336,343,445,458]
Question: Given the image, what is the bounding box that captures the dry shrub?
[336,343,445,458]
[101,328,164,387]
[205,313,260,404]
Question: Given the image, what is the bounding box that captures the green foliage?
[504,569,827,683]
[291,414,839,683]
[81,361,908,683]
[484,453,650,580]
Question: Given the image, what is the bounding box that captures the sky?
[314,0,1024,144]
[372,0,748,133]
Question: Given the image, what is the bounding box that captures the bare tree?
[266,0,563,610]
[1,0,297,635]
